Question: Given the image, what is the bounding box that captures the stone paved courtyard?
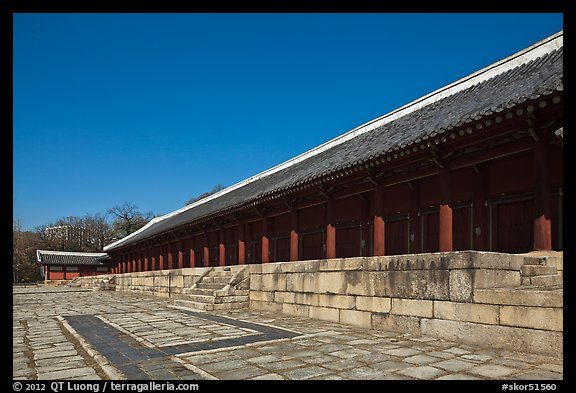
[13,286,563,380]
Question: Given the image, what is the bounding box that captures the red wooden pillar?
[144,249,149,271]
[219,228,226,266]
[203,233,210,267]
[373,184,385,256]
[137,252,142,272]
[261,216,270,263]
[238,223,246,265]
[178,239,184,269]
[167,243,174,269]
[533,139,552,250]
[439,168,453,252]
[361,194,370,256]
[189,237,196,268]
[290,209,299,261]
[151,248,156,271]
[473,165,487,250]
[326,197,336,259]
[409,181,420,254]
[159,246,165,270]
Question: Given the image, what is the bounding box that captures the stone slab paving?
[13,286,563,381]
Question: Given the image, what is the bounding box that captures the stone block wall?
[70,251,562,356]
[71,267,208,298]
[248,251,562,356]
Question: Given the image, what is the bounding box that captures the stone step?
[474,286,563,307]
[521,256,547,266]
[521,265,557,277]
[529,274,563,286]
[173,299,215,311]
[206,270,235,277]
[216,295,249,303]
[201,276,231,284]
[212,301,249,311]
[184,294,216,304]
[186,288,216,296]
[195,282,227,290]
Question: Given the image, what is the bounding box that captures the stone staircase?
[173,265,250,311]
[92,275,116,291]
[66,277,82,287]
[520,256,563,286]
[474,253,563,308]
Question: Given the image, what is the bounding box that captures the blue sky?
[13,13,563,231]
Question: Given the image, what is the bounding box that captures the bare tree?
[36,216,84,252]
[185,184,225,206]
[80,213,114,252]
[13,219,42,283]
[108,203,153,238]
[35,213,115,252]
[13,219,24,283]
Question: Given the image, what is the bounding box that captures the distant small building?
[36,250,111,285]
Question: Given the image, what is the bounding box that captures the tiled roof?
[104,31,563,252]
[36,250,109,266]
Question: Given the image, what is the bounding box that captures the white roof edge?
[104,30,563,252]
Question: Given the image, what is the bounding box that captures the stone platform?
[13,286,562,380]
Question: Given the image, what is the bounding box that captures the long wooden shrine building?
[103,31,564,274]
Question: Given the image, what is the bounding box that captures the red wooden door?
[336,226,362,258]
[301,231,324,260]
[273,237,290,262]
[421,212,439,253]
[453,206,473,251]
[493,199,534,253]
[385,218,409,255]
[245,240,262,264]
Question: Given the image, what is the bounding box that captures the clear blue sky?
[13,13,563,231]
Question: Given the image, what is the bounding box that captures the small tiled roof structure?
[104,30,563,253]
[36,250,109,266]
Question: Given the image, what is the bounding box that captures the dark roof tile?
[36,250,108,266]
